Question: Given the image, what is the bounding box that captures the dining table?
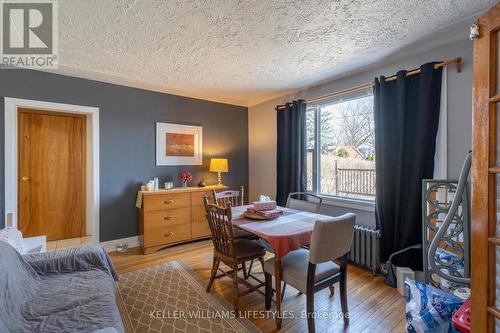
[231,205,333,329]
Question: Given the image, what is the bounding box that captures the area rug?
[116,261,261,333]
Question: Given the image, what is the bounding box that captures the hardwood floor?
[110,239,406,333]
[46,236,93,251]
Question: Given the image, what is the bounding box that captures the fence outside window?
[334,162,376,200]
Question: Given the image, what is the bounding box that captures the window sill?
[319,195,375,212]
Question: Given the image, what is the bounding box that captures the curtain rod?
[276,57,462,108]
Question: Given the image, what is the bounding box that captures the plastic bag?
[405,280,464,333]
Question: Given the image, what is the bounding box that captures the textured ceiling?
[56,0,495,106]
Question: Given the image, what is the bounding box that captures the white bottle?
[153,177,159,191]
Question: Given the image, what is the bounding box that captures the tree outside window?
[306,93,375,201]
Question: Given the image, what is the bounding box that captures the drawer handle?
[164,200,174,204]
[164,232,174,237]
[163,216,174,221]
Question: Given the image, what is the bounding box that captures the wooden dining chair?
[212,186,257,243]
[263,213,356,332]
[212,186,258,279]
[204,197,266,314]
[286,192,323,213]
[212,186,245,207]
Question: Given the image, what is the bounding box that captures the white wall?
[248,38,473,228]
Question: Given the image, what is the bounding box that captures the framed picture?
[156,123,203,166]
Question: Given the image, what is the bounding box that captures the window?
[306,91,375,202]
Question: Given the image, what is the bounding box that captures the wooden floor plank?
[110,240,406,332]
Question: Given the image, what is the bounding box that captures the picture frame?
[156,122,203,166]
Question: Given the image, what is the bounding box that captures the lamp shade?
[209,158,228,173]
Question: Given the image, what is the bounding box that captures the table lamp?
[209,158,228,186]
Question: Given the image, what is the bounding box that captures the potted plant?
[178,171,193,188]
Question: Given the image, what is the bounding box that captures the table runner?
[232,205,331,258]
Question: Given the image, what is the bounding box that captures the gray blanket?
[0,241,124,333]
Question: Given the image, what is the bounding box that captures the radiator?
[348,225,381,275]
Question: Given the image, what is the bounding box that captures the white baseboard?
[100,236,140,252]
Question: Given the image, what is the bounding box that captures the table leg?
[274,257,282,329]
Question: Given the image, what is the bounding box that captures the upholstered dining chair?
[203,197,266,314]
[263,213,356,333]
[286,192,323,213]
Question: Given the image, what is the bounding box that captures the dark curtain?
[374,62,442,268]
[276,100,307,206]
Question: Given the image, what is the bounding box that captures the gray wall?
[248,38,473,229]
[0,69,248,241]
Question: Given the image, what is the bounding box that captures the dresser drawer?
[144,224,191,247]
[191,204,211,239]
[144,208,190,230]
[143,193,190,211]
[191,190,212,207]
[138,186,228,254]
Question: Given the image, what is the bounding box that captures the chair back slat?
[212,186,245,207]
[203,197,234,257]
[286,192,322,213]
[309,213,356,264]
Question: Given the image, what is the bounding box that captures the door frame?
[4,97,100,244]
[471,2,500,331]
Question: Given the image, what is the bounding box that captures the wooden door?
[471,2,500,331]
[18,108,86,241]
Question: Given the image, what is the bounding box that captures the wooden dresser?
[137,185,226,254]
